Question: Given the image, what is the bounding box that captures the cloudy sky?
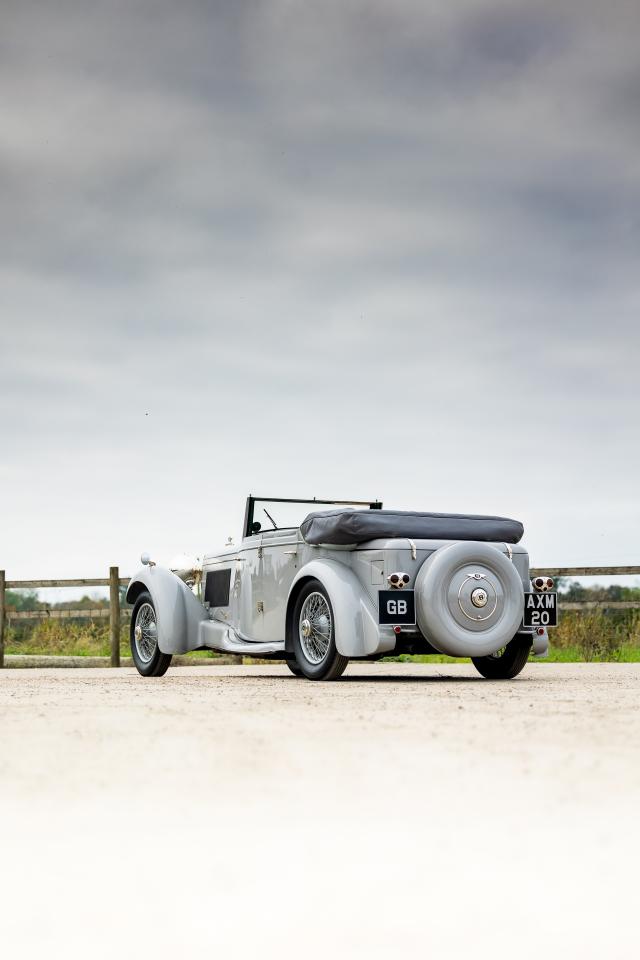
[1,0,639,579]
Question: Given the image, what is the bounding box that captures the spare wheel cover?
[415,542,524,657]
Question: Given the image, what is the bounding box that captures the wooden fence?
[0,565,639,669]
[0,568,127,669]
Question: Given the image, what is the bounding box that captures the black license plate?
[523,592,557,627]
[378,590,416,625]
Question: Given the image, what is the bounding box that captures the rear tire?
[472,636,531,680]
[130,591,172,677]
[291,580,348,680]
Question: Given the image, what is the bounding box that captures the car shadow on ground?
[337,674,536,684]
[200,672,539,685]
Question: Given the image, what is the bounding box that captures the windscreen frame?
[242,496,383,539]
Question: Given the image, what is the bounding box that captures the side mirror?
[141,552,155,567]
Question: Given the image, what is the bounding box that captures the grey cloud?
[3,1,638,295]
[459,6,570,69]
[0,0,638,575]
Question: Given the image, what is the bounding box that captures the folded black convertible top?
[300,509,524,545]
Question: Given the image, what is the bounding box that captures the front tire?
[284,658,304,677]
[472,636,531,680]
[291,580,348,680]
[130,591,172,677]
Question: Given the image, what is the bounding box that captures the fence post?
[0,570,5,669]
[109,566,120,668]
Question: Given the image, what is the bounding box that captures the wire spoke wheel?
[299,592,332,665]
[290,580,348,681]
[134,602,158,663]
[129,591,171,678]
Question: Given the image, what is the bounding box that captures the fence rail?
[0,567,123,669]
[560,601,640,610]
[530,566,640,577]
[7,608,133,621]
[1,565,639,668]
[4,578,129,589]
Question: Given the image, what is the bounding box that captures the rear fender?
[126,566,208,654]
[287,559,395,657]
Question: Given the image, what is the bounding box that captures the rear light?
[387,572,411,588]
[533,576,554,592]
[393,626,402,635]
[537,627,545,635]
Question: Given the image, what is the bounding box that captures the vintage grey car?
[126,495,556,680]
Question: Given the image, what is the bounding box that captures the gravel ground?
[1,662,639,959]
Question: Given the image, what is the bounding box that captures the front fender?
[288,559,395,657]
[126,566,208,654]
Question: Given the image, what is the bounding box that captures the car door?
[251,530,299,643]
[237,535,264,640]
[202,535,265,640]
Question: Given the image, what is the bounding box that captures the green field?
[4,608,640,663]
[5,583,640,663]
[389,645,640,664]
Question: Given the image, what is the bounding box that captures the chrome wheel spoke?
[299,592,332,665]
[134,602,158,663]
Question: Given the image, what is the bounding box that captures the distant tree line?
[4,591,41,612]
[555,579,640,602]
[4,588,127,612]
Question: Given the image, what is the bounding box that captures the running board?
[198,619,286,656]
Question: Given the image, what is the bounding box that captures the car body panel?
[288,558,397,657]
[126,565,208,654]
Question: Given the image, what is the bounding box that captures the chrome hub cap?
[471,587,488,608]
[298,592,332,665]
[134,602,158,663]
[455,570,500,623]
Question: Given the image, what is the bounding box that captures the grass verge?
[5,610,640,662]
